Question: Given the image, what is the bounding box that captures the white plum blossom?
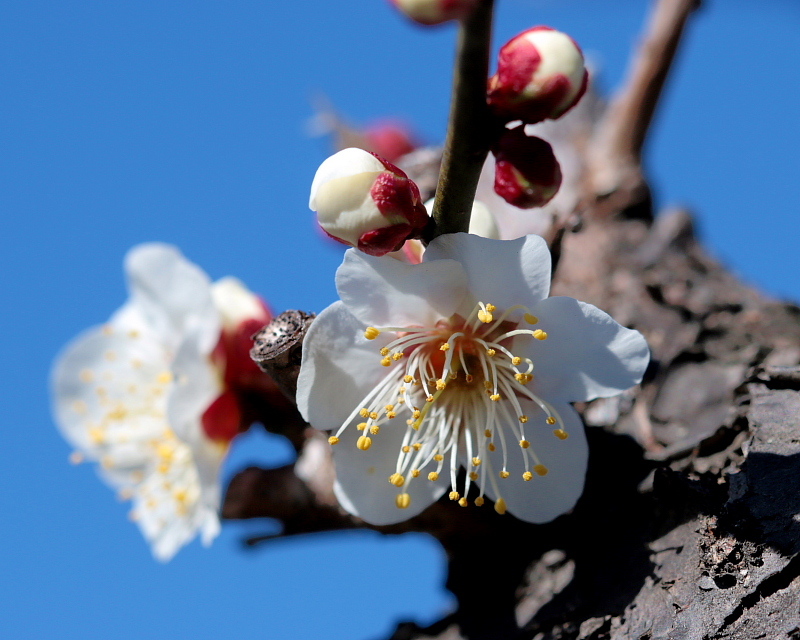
[52,244,271,561]
[297,233,649,525]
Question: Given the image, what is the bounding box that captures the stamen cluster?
[327,300,568,513]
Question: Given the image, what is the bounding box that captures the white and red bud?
[309,148,429,256]
[202,278,275,443]
[488,26,588,124]
[492,127,562,209]
[389,0,479,26]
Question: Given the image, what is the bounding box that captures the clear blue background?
[2,1,798,638]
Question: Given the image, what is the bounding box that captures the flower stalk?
[429,0,495,239]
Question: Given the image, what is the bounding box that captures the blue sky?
[1,1,798,639]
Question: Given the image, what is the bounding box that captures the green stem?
[430,0,495,240]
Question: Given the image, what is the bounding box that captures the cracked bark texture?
[226,0,800,637]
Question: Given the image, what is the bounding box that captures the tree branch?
[429,0,495,239]
[588,0,701,216]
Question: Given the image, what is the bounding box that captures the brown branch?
[587,0,700,216]
[429,0,495,239]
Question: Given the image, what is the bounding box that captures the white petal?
[523,296,650,402]
[423,234,551,316]
[336,249,469,328]
[482,401,587,523]
[332,416,449,525]
[52,325,171,469]
[309,148,386,209]
[167,325,226,495]
[211,277,268,332]
[296,301,394,431]
[123,243,220,354]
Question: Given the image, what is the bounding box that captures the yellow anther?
[554,429,570,440]
[436,379,447,390]
[71,400,88,415]
[475,496,485,507]
[449,491,460,501]
[500,471,510,479]
[534,464,549,476]
[395,493,411,509]
[465,374,474,383]
[79,369,94,383]
[519,439,530,449]
[511,356,522,366]
[328,436,340,445]
[404,375,414,383]
[433,454,444,462]
[360,408,370,418]
[389,473,406,487]
[428,471,439,481]
[519,416,529,424]
[364,327,381,340]
[356,422,367,431]
[458,497,469,507]
[484,429,492,438]
[411,469,420,478]
[369,412,379,420]
[486,348,496,357]
[483,381,493,390]
[392,352,403,361]
[546,416,557,425]
[515,373,533,384]
[523,471,533,481]
[524,313,539,324]
[485,303,496,312]
[386,411,396,419]
[357,436,373,450]
[469,472,479,481]
[381,357,392,367]
[89,427,105,444]
[412,409,421,419]
[533,329,548,340]
[157,371,173,385]
[412,443,422,451]
[490,394,501,402]
[488,443,496,452]
[477,310,493,323]
[380,347,390,356]
[370,425,380,435]
[426,395,434,403]
[402,445,411,453]
[439,342,450,351]
[406,419,414,426]
[494,498,507,515]
[472,457,482,467]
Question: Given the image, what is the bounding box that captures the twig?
[588,0,700,212]
[429,0,495,239]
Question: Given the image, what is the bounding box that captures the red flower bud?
[389,0,479,26]
[492,127,562,209]
[488,26,588,124]
[310,148,429,256]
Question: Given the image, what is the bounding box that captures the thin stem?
[430,0,495,240]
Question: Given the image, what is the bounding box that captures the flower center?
[329,301,570,514]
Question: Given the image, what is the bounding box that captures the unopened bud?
[492,127,562,208]
[488,26,588,124]
[389,0,479,26]
[310,148,429,256]
[365,121,417,163]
